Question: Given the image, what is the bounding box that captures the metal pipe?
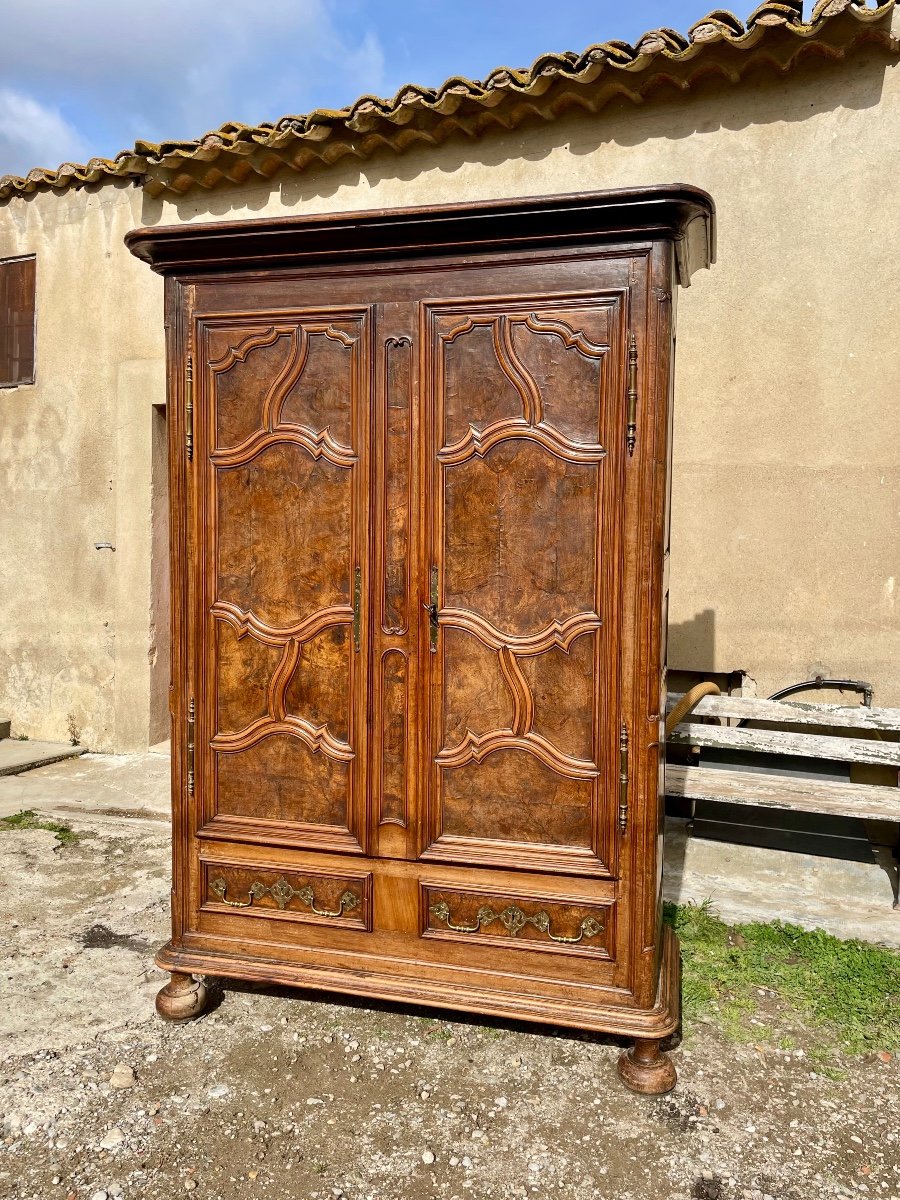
[734,676,874,727]
[766,675,873,708]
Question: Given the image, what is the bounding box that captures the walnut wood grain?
[422,293,626,877]
[201,309,372,850]
[130,187,716,1091]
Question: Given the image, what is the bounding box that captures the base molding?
[156,924,681,1040]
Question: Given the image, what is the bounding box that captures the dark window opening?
[0,255,36,387]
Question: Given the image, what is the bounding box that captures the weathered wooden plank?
[666,693,900,732]
[665,764,900,823]
[668,722,900,768]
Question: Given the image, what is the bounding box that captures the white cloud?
[343,31,387,98]
[0,88,90,177]
[0,0,387,167]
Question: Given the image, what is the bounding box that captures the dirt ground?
[1,760,898,1200]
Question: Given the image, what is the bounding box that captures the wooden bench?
[664,691,900,908]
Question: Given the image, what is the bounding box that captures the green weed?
[665,900,900,1054]
[0,809,79,846]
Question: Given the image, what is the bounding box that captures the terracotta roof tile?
[1,0,896,202]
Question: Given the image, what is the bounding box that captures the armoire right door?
[417,284,630,884]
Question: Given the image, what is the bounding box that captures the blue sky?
[0,1,810,178]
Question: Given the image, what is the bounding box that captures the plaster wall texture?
[143,39,900,708]
[0,34,898,750]
[0,182,164,750]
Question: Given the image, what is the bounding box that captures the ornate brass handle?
[298,886,359,918]
[542,914,605,944]
[210,877,253,907]
[210,875,360,917]
[429,901,482,933]
[430,901,604,944]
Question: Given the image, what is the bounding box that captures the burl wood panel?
[379,648,408,826]
[202,313,370,843]
[383,336,412,635]
[423,295,625,876]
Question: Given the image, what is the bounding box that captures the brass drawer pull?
[210,875,360,917]
[210,877,252,907]
[296,886,359,918]
[429,901,604,944]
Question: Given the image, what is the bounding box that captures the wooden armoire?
[127,186,715,1095]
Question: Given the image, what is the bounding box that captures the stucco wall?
[143,35,900,708]
[0,182,164,750]
[1,27,898,751]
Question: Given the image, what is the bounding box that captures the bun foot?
[617,1037,677,1095]
[155,971,208,1022]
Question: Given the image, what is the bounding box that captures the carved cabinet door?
[193,309,372,855]
[419,291,628,878]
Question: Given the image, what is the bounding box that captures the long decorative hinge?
[187,697,195,796]
[185,355,194,461]
[618,722,629,835]
[626,333,638,457]
[352,566,361,652]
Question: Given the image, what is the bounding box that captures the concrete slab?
[0,738,85,777]
[0,752,170,820]
[665,816,900,946]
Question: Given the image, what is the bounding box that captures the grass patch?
[0,809,79,846]
[665,899,900,1055]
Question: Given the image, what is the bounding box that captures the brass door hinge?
[187,696,195,796]
[626,333,638,457]
[618,722,629,835]
[185,355,194,461]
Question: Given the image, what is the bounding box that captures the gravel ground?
[1,785,898,1200]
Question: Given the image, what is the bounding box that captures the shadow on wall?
[669,607,716,681]
[136,40,896,228]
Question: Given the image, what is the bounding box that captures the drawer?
[421,882,614,960]
[200,859,372,932]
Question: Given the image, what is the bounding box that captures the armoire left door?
[192,308,373,855]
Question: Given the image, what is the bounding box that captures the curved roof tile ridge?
[1,0,896,202]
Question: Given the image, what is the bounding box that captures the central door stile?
[369,301,421,860]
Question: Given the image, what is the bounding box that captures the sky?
[0,0,815,178]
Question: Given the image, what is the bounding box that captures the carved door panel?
[420,292,628,877]
[195,309,372,854]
